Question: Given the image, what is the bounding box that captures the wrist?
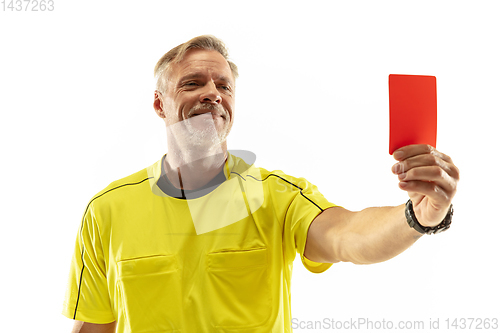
[405,199,453,235]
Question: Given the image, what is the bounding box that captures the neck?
[165,141,228,190]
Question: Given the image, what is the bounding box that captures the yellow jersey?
[63,152,337,332]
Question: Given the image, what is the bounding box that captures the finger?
[398,165,458,195]
[435,150,454,164]
[399,180,453,207]
[393,144,453,163]
[393,144,434,161]
[393,152,460,180]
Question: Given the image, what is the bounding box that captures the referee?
[63,35,459,333]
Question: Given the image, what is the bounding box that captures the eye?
[219,84,233,92]
[181,81,199,88]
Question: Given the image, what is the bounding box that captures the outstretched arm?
[304,144,459,265]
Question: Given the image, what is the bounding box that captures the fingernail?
[398,172,406,180]
[394,150,404,159]
[393,163,404,174]
[399,181,408,188]
[392,163,400,174]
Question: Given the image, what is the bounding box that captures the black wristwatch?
[405,199,453,235]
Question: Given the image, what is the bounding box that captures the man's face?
[154,49,235,146]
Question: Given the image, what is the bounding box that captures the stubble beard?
[185,104,230,148]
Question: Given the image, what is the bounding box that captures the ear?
[153,91,165,118]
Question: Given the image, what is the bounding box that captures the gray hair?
[154,35,239,93]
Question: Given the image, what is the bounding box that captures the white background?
[1,1,499,332]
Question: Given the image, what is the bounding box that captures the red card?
[389,74,437,154]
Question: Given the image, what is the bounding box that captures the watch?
[405,199,453,235]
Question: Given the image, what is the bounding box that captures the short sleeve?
[274,172,338,274]
[62,202,115,323]
[298,214,334,274]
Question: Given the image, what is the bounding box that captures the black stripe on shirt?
[231,172,325,212]
[73,177,152,319]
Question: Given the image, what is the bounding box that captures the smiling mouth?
[191,111,225,120]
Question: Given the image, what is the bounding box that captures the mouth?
[190,110,226,120]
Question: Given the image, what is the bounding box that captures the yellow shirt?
[63,153,337,332]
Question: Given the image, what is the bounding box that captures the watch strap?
[405,199,453,235]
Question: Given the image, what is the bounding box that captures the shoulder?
[227,152,301,182]
[242,161,334,211]
[87,163,154,208]
[77,162,158,233]
[249,166,314,193]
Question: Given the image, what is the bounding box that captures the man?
[63,35,459,333]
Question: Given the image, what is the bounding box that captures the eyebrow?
[178,73,234,86]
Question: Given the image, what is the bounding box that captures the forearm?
[306,145,458,265]
[335,204,422,265]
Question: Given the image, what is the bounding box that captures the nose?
[199,81,222,105]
